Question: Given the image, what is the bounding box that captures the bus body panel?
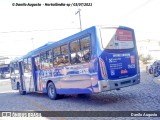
[101,51,137,80]
[37,64,95,94]
[57,63,93,94]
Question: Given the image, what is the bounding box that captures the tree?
[139,54,153,64]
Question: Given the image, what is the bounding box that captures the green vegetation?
[139,54,153,64]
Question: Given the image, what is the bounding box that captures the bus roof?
[21,26,97,59]
[10,25,133,62]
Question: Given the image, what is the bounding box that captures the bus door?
[23,58,35,92]
[32,56,40,91]
[18,61,25,91]
[33,55,41,92]
[10,62,19,90]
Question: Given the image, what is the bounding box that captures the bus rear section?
[97,26,140,92]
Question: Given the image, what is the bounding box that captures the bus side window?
[23,58,32,73]
[53,47,60,66]
[40,50,53,69]
[11,67,14,74]
[23,58,28,73]
[40,52,45,69]
[83,51,90,62]
[28,57,32,72]
[15,62,19,74]
[35,56,40,70]
[10,64,14,74]
[53,45,69,66]
[80,36,91,62]
[70,40,82,64]
[61,44,69,65]
[46,50,53,68]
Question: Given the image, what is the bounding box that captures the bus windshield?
[100,28,134,50]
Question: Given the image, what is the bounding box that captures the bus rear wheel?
[47,82,58,100]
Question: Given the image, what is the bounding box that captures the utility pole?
[75,9,82,31]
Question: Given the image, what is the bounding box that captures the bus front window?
[100,28,134,50]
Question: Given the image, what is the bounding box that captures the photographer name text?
[12,3,92,7]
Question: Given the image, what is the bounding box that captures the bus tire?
[18,84,26,95]
[47,82,58,100]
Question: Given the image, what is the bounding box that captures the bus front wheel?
[47,82,58,100]
[18,84,26,95]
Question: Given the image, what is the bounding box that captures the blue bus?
[10,25,140,100]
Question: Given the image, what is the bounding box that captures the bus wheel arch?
[46,80,52,91]
[18,82,26,95]
[47,81,58,100]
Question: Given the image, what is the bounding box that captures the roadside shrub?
[139,54,152,64]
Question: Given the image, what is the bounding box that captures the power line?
[0,27,80,34]
[118,0,153,19]
[0,54,22,57]
[126,0,152,16]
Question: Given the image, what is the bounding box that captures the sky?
[0,0,160,59]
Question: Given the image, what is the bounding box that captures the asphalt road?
[0,66,160,120]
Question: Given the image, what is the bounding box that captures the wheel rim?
[49,85,55,98]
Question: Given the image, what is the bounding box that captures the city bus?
[10,25,140,100]
[0,64,10,79]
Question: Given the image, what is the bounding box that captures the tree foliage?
[139,54,152,64]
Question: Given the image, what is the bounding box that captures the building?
[137,39,160,61]
[0,56,10,65]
